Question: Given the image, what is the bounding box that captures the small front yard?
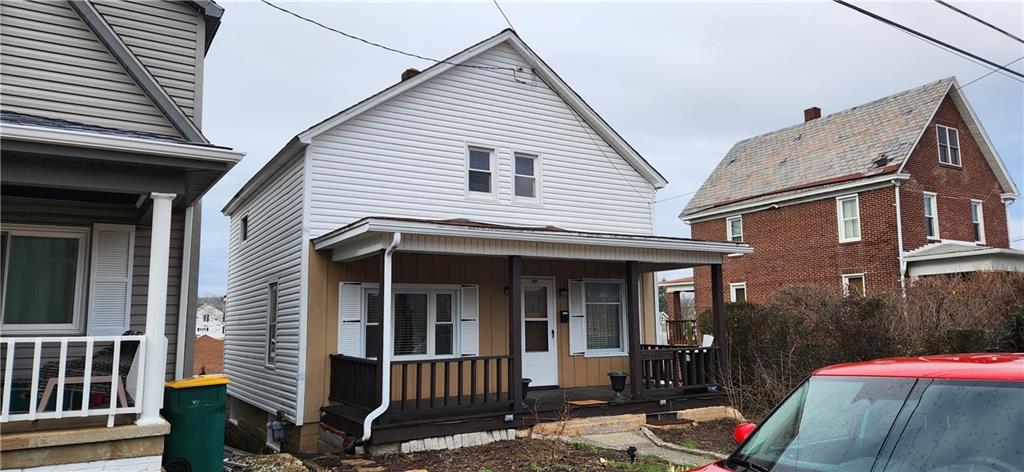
[315,439,690,472]
[649,419,739,456]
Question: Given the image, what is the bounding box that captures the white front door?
[521,278,558,387]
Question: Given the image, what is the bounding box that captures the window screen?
[394,293,428,356]
[514,154,536,198]
[584,282,622,351]
[468,148,492,193]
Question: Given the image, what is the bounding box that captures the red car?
[690,353,1024,472]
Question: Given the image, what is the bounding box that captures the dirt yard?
[650,419,739,455]
[315,439,685,472]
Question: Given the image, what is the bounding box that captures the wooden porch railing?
[665,319,698,346]
[329,354,380,410]
[638,345,718,390]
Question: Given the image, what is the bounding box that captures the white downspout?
[361,232,401,443]
[894,182,907,299]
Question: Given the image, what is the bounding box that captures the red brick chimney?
[401,68,421,81]
[804,107,821,122]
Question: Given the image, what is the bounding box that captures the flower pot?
[608,372,628,402]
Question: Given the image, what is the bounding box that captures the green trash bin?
[162,374,229,472]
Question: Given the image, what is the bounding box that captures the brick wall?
[899,95,1010,251]
[690,92,1012,312]
[194,335,224,375]
[665,291,682,320]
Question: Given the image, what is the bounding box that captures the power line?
[833,0,1024,81]
[493,0,515,31]
[259,0,518,72]
[934,0,1024,45]
[959,56,1024,90]
[655,190,697,203]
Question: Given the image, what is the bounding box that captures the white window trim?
[582,279,628,358]
[924,192,940,241]
[465,145,497,199]
[971,199,985,244]
[842,273,866,297]
[0,224,90,335]
[726,215,743,243]
[511,151,542,204]
[936,125,962,167]
[265,280,279,368]
[729,282,747,303]
[360,283,464,361]
[227,396,239,426]
[836,194,861,243]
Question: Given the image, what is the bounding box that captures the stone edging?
[639,426,728,460]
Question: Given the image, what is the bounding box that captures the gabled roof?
[224,29,666,215]
[681,78,1019,220]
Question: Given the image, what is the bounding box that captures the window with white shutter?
[567,280,586,355]
[87,224,135,336]
[338,283,364,356]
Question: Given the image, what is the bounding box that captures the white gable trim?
[295,30,667,189]
[896,78,1018,199]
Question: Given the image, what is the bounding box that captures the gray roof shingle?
[682,78,954,217]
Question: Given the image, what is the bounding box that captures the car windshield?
[729,376,1024,472]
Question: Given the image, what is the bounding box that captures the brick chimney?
[401,68,421,81]
[804,107,821,122]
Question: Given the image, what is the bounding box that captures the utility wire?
[260,0,518,72]
[959,56,1024,89]
[934,0,1024,45]
[655,190,697,203]
[833,0,1024,81]
[493,0,515,31]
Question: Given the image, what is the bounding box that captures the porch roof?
[903,242,1024,277]
[312,217,751,268]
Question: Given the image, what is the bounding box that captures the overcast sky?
[196,1,1023,296]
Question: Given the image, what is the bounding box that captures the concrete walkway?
[565,430,713,468]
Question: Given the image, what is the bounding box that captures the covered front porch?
[310,217,749,444]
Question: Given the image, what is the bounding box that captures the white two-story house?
[222,29,748,454]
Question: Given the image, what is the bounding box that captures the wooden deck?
[321,383,727,444]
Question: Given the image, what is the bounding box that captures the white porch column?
[137,192,175,425]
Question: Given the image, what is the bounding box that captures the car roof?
[813,353,1024,381]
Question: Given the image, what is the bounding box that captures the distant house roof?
[660,276,693,285]
[681,77,1018,219]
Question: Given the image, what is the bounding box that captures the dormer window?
[936,125,961,166]
[467,147,493,194]
[726,216,743,242]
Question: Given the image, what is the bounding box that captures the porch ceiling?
[904,243,1024,277]
[312,217,751,268]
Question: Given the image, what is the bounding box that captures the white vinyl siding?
[0,1,181,136]
[924,192,939,240]
[971,200,984,244]
[726,216,743,242]
[836,195,861,243]
[307,43,656,238]
[936,125,961,166]
[225,156,305,423]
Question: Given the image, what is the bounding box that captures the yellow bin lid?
[166,374,229,389]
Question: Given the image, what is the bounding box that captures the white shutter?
[460,285,479,356]
[568,280,586,355]
[338,283,363,356]
[87,224,134,336]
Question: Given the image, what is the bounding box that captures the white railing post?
[137,192,175,425]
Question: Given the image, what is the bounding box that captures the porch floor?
[321,384,726,444]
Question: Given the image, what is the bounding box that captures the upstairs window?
[971,200,985,244]
[467,147,493,194]
[730,283,747,303]
[836,195,861,243]
[514,153,538,199]
[241,215,249,241]
[726,216,743,242]
[266,282,279,366]
[936,125,961,166]
[924,192,939,240]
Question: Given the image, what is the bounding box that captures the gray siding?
[224,155,305,423]
[93,0,203,123]
[0,0,181,137]
[1,196,185,380]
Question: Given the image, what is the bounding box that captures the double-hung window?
[936,125,961,166]
[924,192,939,240]
[513,153,538,199]
[363,288,458,359]
[584,281,625,354]
[467,147,493,194]
[726,216,743,242]
[836,195,861,242]
[971,200,985,244]
[0,225,89,334]
[266,282,279,366]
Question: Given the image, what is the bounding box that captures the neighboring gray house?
[0,1,242,470]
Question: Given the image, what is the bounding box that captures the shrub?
[699,272,1024,420]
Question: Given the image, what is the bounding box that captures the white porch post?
[137,192,175,425]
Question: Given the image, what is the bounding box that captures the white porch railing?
[0,335,147,427]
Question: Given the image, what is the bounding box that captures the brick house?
[681,78,1021,311]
